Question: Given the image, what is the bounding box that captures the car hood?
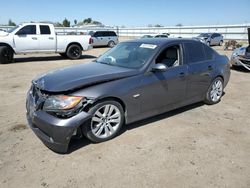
[33,62,139,93]
[0,31,9,37]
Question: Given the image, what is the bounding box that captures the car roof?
[125,38,197,46]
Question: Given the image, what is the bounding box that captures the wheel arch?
[93,96,126,114]
[0,43,15,53]
[85,96,127,124]
[66,42,83,52]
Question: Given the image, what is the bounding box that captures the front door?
[13,25,39,52]
[139,44,188,114]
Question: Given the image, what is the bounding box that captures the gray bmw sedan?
[26,38,231,153]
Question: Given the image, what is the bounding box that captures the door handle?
[208,65,213,71]
[32,37,37,40]
[48,37,54,40]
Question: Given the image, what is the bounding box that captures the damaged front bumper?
[231,56,250,71]
[26,91,91,153]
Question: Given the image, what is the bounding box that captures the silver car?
[195,33,223,46]
[89,31,118,47]
[230,28,250,70]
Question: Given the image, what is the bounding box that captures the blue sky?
[0,0,249,26]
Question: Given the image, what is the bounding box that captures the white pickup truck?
[0,23,93,64]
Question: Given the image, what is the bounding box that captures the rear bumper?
[26,93,91,153]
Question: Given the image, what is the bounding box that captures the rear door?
[93,31,106,46]
[13,25,39,52]
[211,33,220,45]
[184,42,213,101]
[38,25,56,51]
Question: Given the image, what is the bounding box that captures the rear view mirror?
[152,63,167,72]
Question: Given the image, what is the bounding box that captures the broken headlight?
[43,95,86,118]
[43,95,83,111]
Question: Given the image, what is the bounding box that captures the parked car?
[26,38,230,153]
[89,31,118,47]
[0,23,93,64]
[230,28,250,70]
[194,33,223,46]
[141,33,169,38]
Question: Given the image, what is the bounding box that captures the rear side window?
[185,42,206,63]
[94,32,102,37]
[109,31,117,36]
[40,25,51,35]
[94,31,117,37]
[16,25,36,35]
[203,44,218,60]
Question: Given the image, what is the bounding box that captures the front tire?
[204,77,224,105]
[82,100,124,142]
[219,40,223,46]
[66,44,82,59]
[0,46,14,64]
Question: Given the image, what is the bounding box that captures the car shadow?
[231,66,250,73]
[9,54,97,64]
[93,46,110,49]
[67,102,205,153]
[122,102,204,132]
[68,137,92,153]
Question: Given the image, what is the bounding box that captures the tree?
[83,18,92,24]
[92,21,102,25]
[62,18,70,27]
[8,19,16,26]
[176,23,183,27]
[154,24,162,27]
[54,22,63,27]
[74,19,77,25]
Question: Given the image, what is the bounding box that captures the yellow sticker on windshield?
[140,44,157,49]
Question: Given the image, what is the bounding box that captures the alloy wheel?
[210,80,223,102]
[70,47,80,57]
[91,104,121,139]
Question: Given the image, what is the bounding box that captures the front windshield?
[198,33,210,38]
[7,25,19,33]
[95,42,158,69]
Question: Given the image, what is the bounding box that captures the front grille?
[241,60,250,66]
[30,85,47,110]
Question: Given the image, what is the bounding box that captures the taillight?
[89,37,93,44]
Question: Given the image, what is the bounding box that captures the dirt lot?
[0,42,250,188]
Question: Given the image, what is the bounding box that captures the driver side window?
[156,45,181,68]
[16,25,36,35]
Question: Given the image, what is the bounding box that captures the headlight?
[43,95,83,111]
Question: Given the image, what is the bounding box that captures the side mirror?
[152,63,167,72]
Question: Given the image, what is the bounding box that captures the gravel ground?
[0,42,249,188]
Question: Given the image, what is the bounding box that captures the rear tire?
[0,46,14,64]
[82,100,124,143]
[206,41,210,46]
[219,40,223,46]
[66,44,82,59]
[108,41,115,48]
[204,77,224,105]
